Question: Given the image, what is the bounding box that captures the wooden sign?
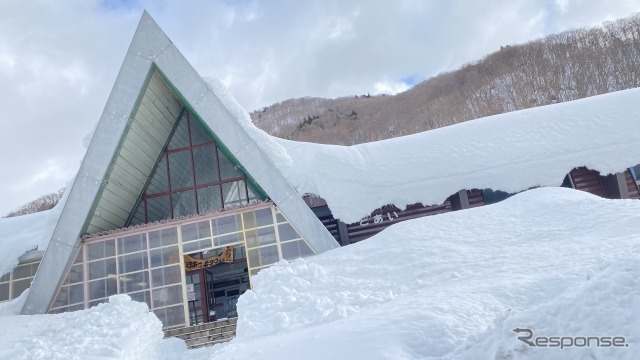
[184,246,234,270]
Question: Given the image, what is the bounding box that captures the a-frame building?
[21,12,339,328]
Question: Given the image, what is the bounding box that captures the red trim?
[140,111,249,223]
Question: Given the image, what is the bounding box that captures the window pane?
[247,184,259,202]
[88,258,116,280]
[152,285,183,307]
[120,271,149,293]
[169,151,194,190]
[88,278,117,300]
[182,220,211,242]
[212,214,241,235]
[189,116,213,146]
[218,150,242,180]
[281,240,302,260]
[245,227,275,248]
[13,262,37,279]
[146,155,168,195]
[12,279,31,298]
[65,264,84,285]
[68,283,84,304]
[87,240,115,261]
[243,208,273,229]
[222,180,247,208]
[214,232,244,247]
[0,283,9,301]
[118,233,147,255]
[119,252,149,274]
[233,244,247,260]
[197,186,223,214]
[147,195,170,223]
[167,113,190,150]
[151,266,182,288]
[52,283,84,308]
[129,290,151,308]
[193,146,219,185]
[278,223,300,241]
[148,227,178,248]
[150,246,179,267]
[73,249,83,264]
[182,239,212,253]
[247,245,279,268]
[172,190,196,218]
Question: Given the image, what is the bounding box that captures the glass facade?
[20,107,313,329]
[0,260,41,302]
[128,110,260,225]
[49,227,184,328]
[48,204,315,329]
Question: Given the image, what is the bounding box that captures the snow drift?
[0,294,185,360]
[1,187,638,359]
[205,187,640,359]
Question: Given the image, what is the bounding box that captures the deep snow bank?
[453,259,640,359]
[0,294,185,360]
[0,187,638,359]
[206,187,640,359]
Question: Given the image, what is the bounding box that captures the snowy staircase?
[164,318,237,349]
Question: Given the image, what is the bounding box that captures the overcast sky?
[0,0,638,216]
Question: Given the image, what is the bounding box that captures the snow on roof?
[214,82,640,224]
[0,178,71,277]
[0,207,59,277]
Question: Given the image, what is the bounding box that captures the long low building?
[1,12,639,338]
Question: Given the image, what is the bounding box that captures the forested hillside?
[4,188,64,217]
[251,13,640,145]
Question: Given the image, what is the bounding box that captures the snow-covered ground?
[1,187,638,359]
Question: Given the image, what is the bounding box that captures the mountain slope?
[251,13,640,145]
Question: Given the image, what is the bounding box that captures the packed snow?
[1,187,638,359]
[0,292,185,360]
[210,79,640,223]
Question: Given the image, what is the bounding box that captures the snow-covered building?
[2,12,640,335]
[18,13,341,329]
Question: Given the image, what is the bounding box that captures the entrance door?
[186,269,210,325]
[185,259,250,324]
[208,273,248,319]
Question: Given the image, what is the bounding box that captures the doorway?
[186,260,249,326]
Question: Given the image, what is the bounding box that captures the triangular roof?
[22,12,339,315]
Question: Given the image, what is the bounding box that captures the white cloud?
[0,0,638,215]
[373,81,410,95]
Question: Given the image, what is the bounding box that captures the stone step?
[164,318,238,349]
[164,317,237,337]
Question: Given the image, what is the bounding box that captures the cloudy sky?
[0,0,638,216]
